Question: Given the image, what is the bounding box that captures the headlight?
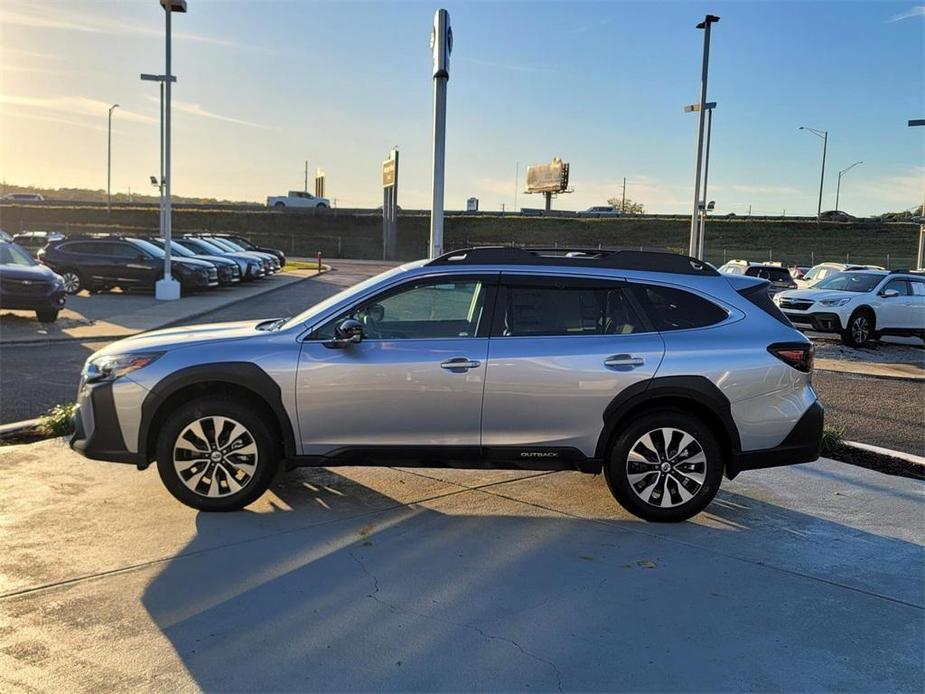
[772,294,782,304]
[84,352,164,383]
[52,275,65,289]
[819,297,851,307]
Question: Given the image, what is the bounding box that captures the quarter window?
[496,282,643,337]
[316,279,487,340]
[632,284,727,331]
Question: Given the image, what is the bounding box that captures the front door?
[296,274,497,456]
[480,274,665,458]
[878,278,914,329]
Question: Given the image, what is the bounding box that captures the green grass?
[38,402,76,437]
[820,424,847,458]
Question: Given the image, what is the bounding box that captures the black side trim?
[70,384,144,466]
[138,362,297,462]
[594,376,742,461]
[288,445,599,473]
[727,401,823,478]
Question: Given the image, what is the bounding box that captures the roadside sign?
[382,159,396,187]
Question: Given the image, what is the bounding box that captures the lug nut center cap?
[660,462,671,473]
[210,451,222,462]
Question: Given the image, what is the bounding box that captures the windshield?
[0,242,37,266]
[129,238,166,258]
[166,240,195,257]
[189,238,228,255]
[279,264,411,329]
[815,272,883,293]
[207,238,237,251]
[230,237,254,249]
[217,238,246,251]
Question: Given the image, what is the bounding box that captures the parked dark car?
[204,234,286,267]
[40,236,219,295]
[201,236,280,273]
[12,231,66,257]
[0,240,66,322]
[148,238,241,286]
[718,260,797,296]
[176,237,268,279]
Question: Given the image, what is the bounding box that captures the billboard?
[526,157,570,194]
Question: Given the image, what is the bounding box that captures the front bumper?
[70,381,144,466]
[783,311,844,333]
[0,287,66,311]
[726,400,824,479]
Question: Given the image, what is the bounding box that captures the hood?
[173,257,215,270]
[193,254,236,266]
[776,288,857,302]
[0,262,59,281]
[93,319,268,356]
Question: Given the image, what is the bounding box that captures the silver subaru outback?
[70,247,822,522]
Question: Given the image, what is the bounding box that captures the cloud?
[149,96,270,130]
[888,5,925,22]
[862,167,925,205]
[1,109,109,133]
[0,7,269,51]
[728,184,802,195]
[0,94,157,125]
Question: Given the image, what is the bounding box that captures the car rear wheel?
[841,309,874,347]
[60,270,83,294]
[156,396,280,511]
[273,201,285,208]
[35,309,59,322]
[604,410,723,522]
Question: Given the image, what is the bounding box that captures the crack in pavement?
[348,548,564,692]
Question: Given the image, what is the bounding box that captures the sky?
[0,0,923,215]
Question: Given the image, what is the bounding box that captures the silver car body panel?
[75,257,817,463]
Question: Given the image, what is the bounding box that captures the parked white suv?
[795,262,883,289]
[775,270,925,346]
[267,191,330,209]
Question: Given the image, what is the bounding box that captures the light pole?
[107,104,119,212]
[909,119,924,268]
[141,73,175,244]
[685,101,716,259]
[799,126,828,220]
[835,161,862,212]
[688,14,719,259]
[153,0,186,301]
[429,9,452,258]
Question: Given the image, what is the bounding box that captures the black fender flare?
[594,375,742,461]
[138,362,297,462]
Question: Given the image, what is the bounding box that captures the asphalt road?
[1,441,922,691]
[1,259,922,457]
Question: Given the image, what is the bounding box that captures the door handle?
[441,357,481,370]
[604,354,645,368]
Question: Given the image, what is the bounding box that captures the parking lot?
[0,436,921,692]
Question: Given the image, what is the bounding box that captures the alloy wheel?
[851,315,870,344]
[626,428,707,508]
[173,416,259,498]
[61,272,81,294]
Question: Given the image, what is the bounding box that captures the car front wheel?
[36,309,59,323]
[60,270,83,294]
[841,310,874,347]
[155,396,280,511]
[604,411,723,522]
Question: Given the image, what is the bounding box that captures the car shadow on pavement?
[140,467,924,692]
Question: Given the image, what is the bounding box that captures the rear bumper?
[783,311,843,333]
[726,400,824,479]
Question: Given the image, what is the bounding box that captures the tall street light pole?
[909,119,925,268]
[799,126,828,220]
[685,101,716,259]
[155,0,186,301]
[835,161,862,212]
[107,104,120,213]
[141,73,175,243]
[688,14,719,259]
[429,9,452,258]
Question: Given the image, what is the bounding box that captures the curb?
[0,268,327,348]
[814,364,925,382]
[0,418,42,437]
[843,440,925,466]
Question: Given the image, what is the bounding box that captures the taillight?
[768,343,814,373]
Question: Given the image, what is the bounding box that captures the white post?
[429,9,451,259]
[689,15,718,258]
[156,1,180,300]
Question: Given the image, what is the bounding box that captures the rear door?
[480,273,665,459]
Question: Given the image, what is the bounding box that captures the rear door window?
[631,284,728,331]
[493,277,645,337]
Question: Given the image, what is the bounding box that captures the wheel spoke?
[626,427,709,509]
[174,416,259,499]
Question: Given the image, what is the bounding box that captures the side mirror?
[325,318,364,348]
[881,289,899,298]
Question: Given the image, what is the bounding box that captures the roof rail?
[427,246,718,276]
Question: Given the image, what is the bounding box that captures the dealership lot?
[0,438,921,691]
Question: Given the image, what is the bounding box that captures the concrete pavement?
[0,438,921,692]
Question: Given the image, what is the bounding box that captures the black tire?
[315,203,328,209]
[35,309,59,323]
[604,410,724,522]
[274,201,286,208]
[155,396,280,511]
[841,309,874,347]
[60,269,83,294]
